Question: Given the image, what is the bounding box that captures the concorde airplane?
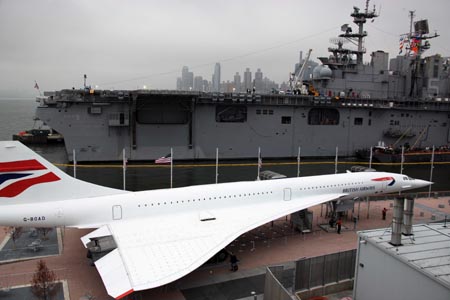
[0,141,431,299]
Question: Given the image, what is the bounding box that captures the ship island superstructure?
[35,2,450,162]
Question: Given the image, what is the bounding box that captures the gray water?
[0,99,448,192]
[0,99,37,140]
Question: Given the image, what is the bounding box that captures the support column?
[390,197,405,246]
[402,197,415,236]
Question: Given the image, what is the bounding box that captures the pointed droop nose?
[416,179,433,188]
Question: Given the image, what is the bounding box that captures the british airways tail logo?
[372,176,396,186]
[0,159,60,198]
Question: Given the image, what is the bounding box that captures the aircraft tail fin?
[0,141,127,204]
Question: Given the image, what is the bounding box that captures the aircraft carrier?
[35,3,450,162]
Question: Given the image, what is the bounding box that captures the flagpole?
[170,147,173,188]
[400,146,405,174]
[335,146,338,174]
[297,146,301,177]
[369,146,373,169]
[428,145,435,199]
[122,148,126,190]
[73,149,77,179]
[215,147,219,184]
[257,147,261,180]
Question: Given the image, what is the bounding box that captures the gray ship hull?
[35,91,450,162]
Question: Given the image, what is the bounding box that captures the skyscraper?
[181,66,194,90]
[254,68,263,92]
[233,72,241,92]
[212,63,221,92]
[193,76,204,91]
[244,68,252,91]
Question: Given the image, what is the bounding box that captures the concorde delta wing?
[81,193,347,299]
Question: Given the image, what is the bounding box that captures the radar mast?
[319,0,378,69]
[400,12,440,96]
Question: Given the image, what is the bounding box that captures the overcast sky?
[1,0,449,97]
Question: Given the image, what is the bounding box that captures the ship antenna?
[373,4,381,22]
[408,10,416,46]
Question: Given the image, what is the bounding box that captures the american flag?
[258,151,262,169]
[122,150,127,170]
[155,153,172,164]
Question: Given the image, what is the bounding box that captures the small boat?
[355,142,450,163]
[13,120,63,144]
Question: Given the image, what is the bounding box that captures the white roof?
[359,223,450,289]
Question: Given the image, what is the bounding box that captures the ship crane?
[289,49,312,94]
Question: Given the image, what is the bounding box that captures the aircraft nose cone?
[416,179,433,188]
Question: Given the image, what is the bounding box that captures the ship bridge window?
[308,108,339,125]
[281,116,291,124]
[216,105,247,123]
[354,117,363,125]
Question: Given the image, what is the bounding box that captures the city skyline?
[1,0,449,97]
[176,63,280,93]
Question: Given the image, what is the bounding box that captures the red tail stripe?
[0,172,60,197]
[0,159,46,172]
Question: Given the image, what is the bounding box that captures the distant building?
[254,68,263,92]
[212,63,221,92]
[181,66,194,90]
[280,81,289,91]
[222,80,235,93]
[233,72,241,92]
[176,77,182,90]
[203,80,211,92]
[194,76,204,91]
[244,68,252,91]
[263,77,278,93]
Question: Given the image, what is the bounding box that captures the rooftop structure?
[354,223,450,300]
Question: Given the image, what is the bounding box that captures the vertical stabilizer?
[0,141,127,204]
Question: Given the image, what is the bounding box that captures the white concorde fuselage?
[0,171,429,229]
[0,141,433,299]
